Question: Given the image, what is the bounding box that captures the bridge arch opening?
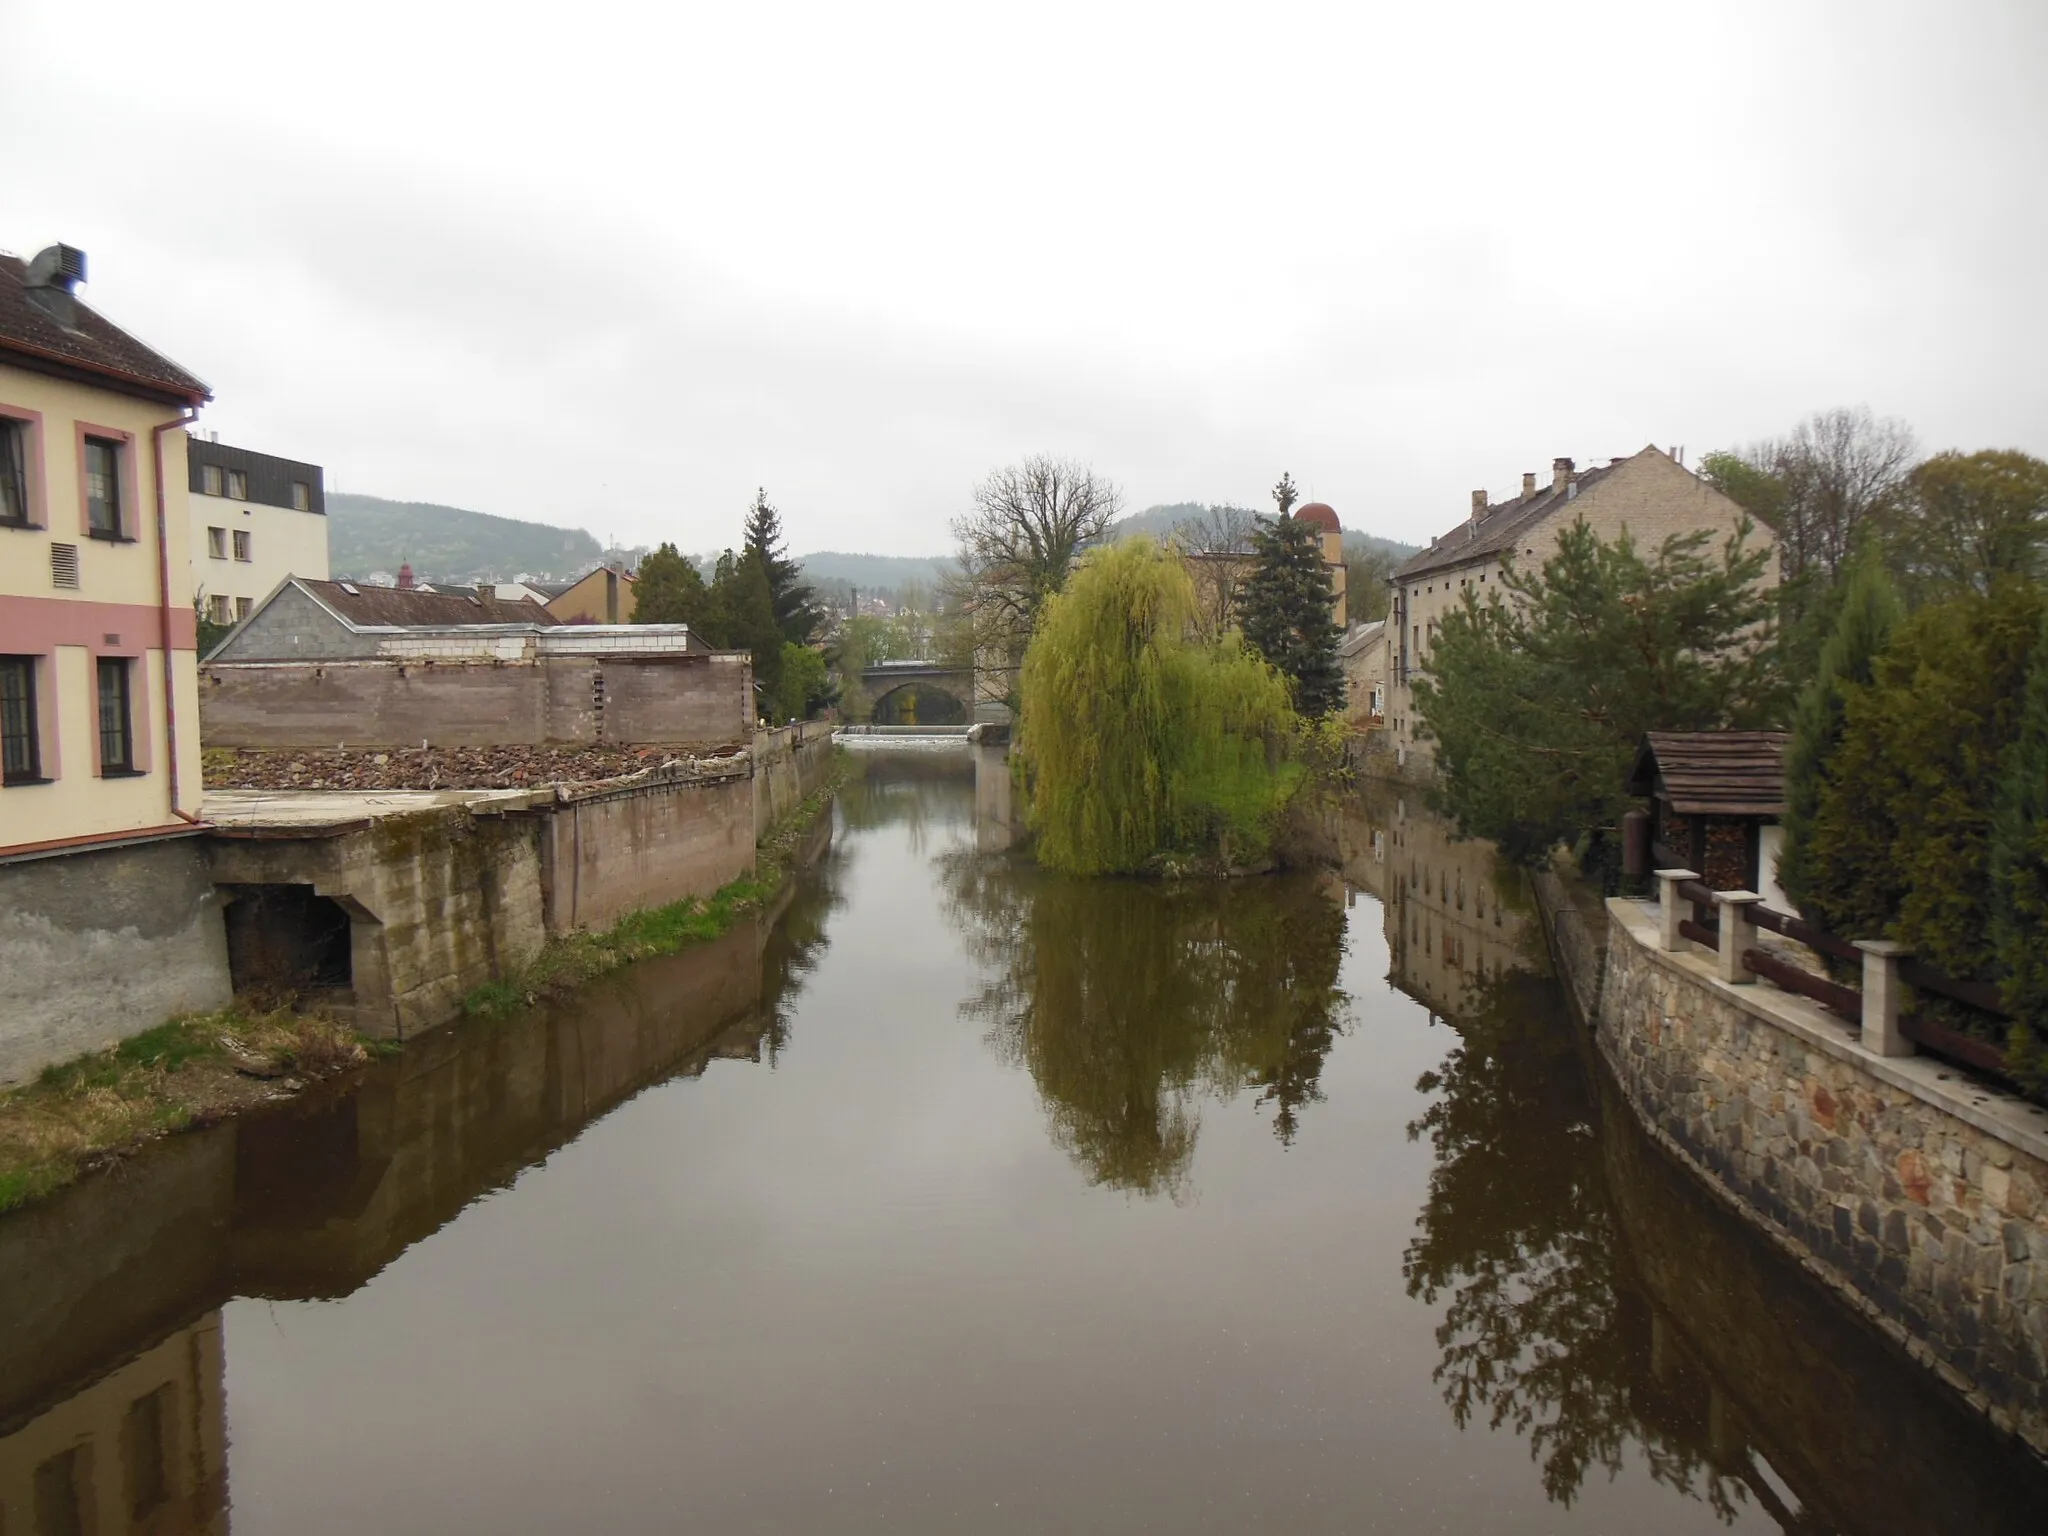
[871,682,968,726]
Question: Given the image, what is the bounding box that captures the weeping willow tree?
[1017,538,1301,875]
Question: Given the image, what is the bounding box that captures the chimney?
[1521,471,1536,500]
[1470,489,1487,523]
[1552,457,1575,494]
[21,243,86,329]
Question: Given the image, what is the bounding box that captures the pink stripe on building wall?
[0,593,198,653]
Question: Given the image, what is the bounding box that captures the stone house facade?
[1385,446,1775,770]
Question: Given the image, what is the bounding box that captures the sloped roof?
[1394,463,1622,582]
[0,254,210,404]
[301,578,563,628]
[1627,731,1788,816]
[1339,619,1386,657]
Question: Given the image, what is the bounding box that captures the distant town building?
[1384,447,1776,770]
[187,435,328,627]
[1340,619,1388,722]
[1181,503,1349,633]
[541,564,636,624]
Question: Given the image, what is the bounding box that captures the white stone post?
[1712,890,1764,984]
[1854,939,1914,1057]
[1655,869,1699,953]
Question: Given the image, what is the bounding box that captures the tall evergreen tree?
[1778,549,1902,914]
[1991,609,2048,1092]
[701,548,786,714]
[1239,512,1345,718]
[742,488,822,645]
[631,543,709,627]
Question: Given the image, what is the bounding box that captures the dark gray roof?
[1394,463,1621,582]
[300,579,560,628]
[0,253,210,404]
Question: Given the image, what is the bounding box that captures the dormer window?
[201,463,224,496]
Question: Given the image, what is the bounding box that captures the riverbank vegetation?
[0,1008,371,1215]
[1017,539,1304,876]
[463,760,849,1019]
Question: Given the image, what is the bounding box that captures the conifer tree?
[1778,549,1902,914]
[631,543,708,627]
[742,488,821,645]
[1991,609,2048,1092]
[1239,512,1345,718]
[704,548,786,715]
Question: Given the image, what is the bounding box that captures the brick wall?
[1598,898,2048,1456]
[201,652,751,749]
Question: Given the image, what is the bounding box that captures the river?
[3,753,2046,1533]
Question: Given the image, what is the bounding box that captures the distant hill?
[1113,502,1418,562]
[328,493,604,584]
[795,551,953,596]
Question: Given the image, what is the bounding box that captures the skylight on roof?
[339,581,359,595]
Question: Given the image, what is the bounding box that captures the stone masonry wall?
[1596,900,2048,1456]
[544,770,755,932]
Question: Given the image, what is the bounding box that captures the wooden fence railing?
[1651,867,2016,1090]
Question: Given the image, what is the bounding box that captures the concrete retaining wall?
[544,770,756,933]
[753,723,835,840]
[199,652,751,750]
[1597,896,2048,1456]
[0,838,234,1086]
[210,806,549,1040]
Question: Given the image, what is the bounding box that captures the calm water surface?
[4,755,2047,1533]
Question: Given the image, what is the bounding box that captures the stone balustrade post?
[1854,939,1913,1057]
[1712,890,1764,984]
[1655,869,1699,953]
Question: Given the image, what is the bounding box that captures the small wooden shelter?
[1627,731,1789,893]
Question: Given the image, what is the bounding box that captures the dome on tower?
[1295,502,1341,534]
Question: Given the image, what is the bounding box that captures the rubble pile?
[203,743,749,792]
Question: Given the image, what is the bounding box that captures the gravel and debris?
[203,744,750,792]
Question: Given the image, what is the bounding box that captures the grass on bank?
[463,762,850,1021]
[0,1007,373,1215]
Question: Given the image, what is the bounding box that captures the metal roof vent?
[23,244,87,330]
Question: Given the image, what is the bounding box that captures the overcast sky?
[4,1,2043,556]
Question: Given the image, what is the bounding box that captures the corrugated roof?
[1627,731,1788,816]
[0,254,210,404]
[1394,463,1621,582]
[301,579,562,629]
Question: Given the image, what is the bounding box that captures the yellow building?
[187,436,330,627]
[0,243,212,856]
[1384,448,1776,771]
[1181,503,1348,634]
[542,564,637,624]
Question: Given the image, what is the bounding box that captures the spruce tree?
[742,488,822,645]
[1991,608,2048,1091]
[1778,550,1903,916]
[1239,512,1345,718]
[704,548,786,716]
[631,543,708,627]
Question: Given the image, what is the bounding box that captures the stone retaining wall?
[1597,897,2048,1457]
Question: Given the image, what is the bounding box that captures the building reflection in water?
[0,1314,228,1536]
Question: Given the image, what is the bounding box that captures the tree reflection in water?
[1403,963,1748,1520]
[939,850,1351,1198]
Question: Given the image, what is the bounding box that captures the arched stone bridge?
[846,660,979,726]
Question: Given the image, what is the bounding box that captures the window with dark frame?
[0,417,28,526]
[226,468,247,499]
[98,656,135,773]
[1,656,40,784]
[85,435,123,537]
[201,462,224,496]
[291,479,311,510]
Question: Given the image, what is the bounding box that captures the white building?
[186,436,328,629]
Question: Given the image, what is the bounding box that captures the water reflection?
[4,764,2048,1535]
[941,850,1351,1196]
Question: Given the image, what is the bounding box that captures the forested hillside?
[328,493,604,583]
